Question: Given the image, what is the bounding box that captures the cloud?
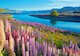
[50,0,80,4]
[48,0,80,8]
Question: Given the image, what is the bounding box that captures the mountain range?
[51,6,80,13]
[2,6,80,14]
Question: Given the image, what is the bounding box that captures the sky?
[0,0,80,11]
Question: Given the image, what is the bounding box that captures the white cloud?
[47,0,80,9]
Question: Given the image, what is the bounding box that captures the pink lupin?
[21,26,28,43]
[5,20,11,31]
[5,20,14,52]
[5,20,11,40]
[16,37,20,51]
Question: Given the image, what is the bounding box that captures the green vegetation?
[0,8,9,12]
[41,31,77,48]
[0,14,12,20]
[0,8,11,20]
[50,10,59,16]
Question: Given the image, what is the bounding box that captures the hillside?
[0,14,80,56]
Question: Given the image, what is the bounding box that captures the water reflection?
[49,18,57,24]
[30,15,58,25]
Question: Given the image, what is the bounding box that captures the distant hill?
[1,6,80,15]
[51,7,80,13]
[26,7,80,14]
[0,9,51,15]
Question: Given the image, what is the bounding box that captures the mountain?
[51,6,80,13]
[1,6,80,14]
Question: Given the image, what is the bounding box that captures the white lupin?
[4,40,9,50]
[0,19,6,52]
[26,42,29,52]
[9,35,15,52]
[26,51,29,56]
[22,37,26,56]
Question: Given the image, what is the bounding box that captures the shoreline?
[0,14,80,33]
[13,19,80,34]
[30,15,80,22]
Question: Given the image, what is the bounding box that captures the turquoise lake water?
[13,15,80,33]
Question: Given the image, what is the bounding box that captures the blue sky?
[0,0,80,10]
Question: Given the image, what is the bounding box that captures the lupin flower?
[5,20,12,40]
[62,44,67,55]
[26,41,29,52]
[29,45,32,56]
[5,20,11,33]
[52,44,57,56]
[8,35,15,52]
[21,26,27,43]
[4,40,9,50]
[5,20,15,52]
[35,28,41,40]
[16,37,20,51]
[33,46,37,56]
[43,41,47,56]
[0,19,6,52]
[8,48,16,56]
[29,38,36,56]
[26,51,29,56]
[75,43,79,52]
[22,37,26,56]
[12,29,20,40]
[48,44,52,56]
[12,29,21,52]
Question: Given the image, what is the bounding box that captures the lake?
[13,15,80,33]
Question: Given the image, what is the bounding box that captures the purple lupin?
[29,31,37,56]
[43,41,47,56]
[48,44,52,56]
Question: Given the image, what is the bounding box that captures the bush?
[50,10,59,16]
